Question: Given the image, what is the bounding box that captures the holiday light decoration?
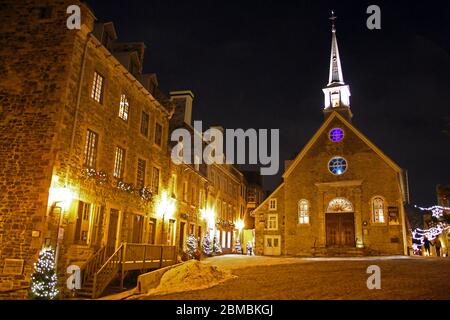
[411,204,450,253]
[414,205,450,218]
[30,247,59,300]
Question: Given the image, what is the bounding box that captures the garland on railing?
[216,219,235,228]
[81,168,152,202]
[139,186,152,202]
[82,168,108,185]
[116,180,134,193]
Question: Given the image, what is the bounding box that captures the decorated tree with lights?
[202,234,213,256]
[186,234,197,259]
[213,236,222,255]
[29,247,59,300]
[235,237,242,254]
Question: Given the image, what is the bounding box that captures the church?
[253,14,409,256]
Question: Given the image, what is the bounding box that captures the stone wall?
[0,0,87,299]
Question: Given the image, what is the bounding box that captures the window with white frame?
[372,197,385,223]
[269,198,277,211]
[119,94,129,122]
[113,146,125,179]
[91,71,104,103]
[266,214,278,230]
[84,129,98,168]
[298,199,310,224]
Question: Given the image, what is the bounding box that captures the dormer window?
[101,31,113,50]
[130,61,140,77]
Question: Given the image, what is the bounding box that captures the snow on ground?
[138,255,450,300]
[202,254,412,270]
[142,260,237,297]
[202,254,310,270]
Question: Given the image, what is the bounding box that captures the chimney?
[170,90,194,126]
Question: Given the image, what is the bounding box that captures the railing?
[91,243,177,299]
[81,246,106,287]
[93,244,124,299]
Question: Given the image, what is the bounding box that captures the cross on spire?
[329,10,337,32]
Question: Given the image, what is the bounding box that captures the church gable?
[283,111,402,180]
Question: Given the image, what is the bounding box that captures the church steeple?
[322,11,352,121]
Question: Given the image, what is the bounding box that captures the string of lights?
[411,204,449,253]
[414,205,450,218]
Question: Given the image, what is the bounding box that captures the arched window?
[298,200,310,224]
[372,197,385,223]
[327,197,353,213]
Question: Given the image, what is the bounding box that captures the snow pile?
[147,260,237,296]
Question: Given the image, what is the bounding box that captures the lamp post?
[48,185,72,271]
[157,192,176,245]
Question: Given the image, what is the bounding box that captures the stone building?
[168,91,249,254]
[0,0,259,299]
[254,15,409,257]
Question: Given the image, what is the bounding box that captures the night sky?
[85,0,450,205]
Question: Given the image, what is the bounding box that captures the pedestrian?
[423,236,431,256]
[435,239,441,257]
[246,241,253,256]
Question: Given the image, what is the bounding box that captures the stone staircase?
[311,246,380,257]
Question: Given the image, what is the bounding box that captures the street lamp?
[48,182,73,270]
[157,191,176,245]
[201,207,216,238]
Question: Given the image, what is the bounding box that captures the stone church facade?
[254,15,409,257]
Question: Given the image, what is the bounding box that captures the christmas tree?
[202,234,213,256]
[30,247,59,300]
[186,234,197,259]
[235,237,242,254]
[213,236,222,255]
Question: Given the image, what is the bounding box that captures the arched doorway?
[326,198,355,247]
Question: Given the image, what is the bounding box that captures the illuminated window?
[266,214,278,230]
[84,129,98,168]
[329,128,344,142]
[298,200,310,224]
[327,197,353,213]
[119,94,129,121]
[113,146,125,179]
[372,197,385,223]
[136,159,146,188]
[328,157,347,175]
[331,92,340,107]
[269,199,277,211]
[91,71,104,103]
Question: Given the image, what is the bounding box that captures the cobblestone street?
[139,255,450,300]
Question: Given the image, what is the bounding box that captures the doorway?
[263,235,281,255]
[106,209,119,256]
[179,221,186,250]
[326,212,355,247]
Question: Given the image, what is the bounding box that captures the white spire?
[328,11,344,85]
[322,11,352,118]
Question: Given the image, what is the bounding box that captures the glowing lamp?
[236,220,245,231]
[157,191,176,219]
[48,185,73,211]
[201,208,216,230]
